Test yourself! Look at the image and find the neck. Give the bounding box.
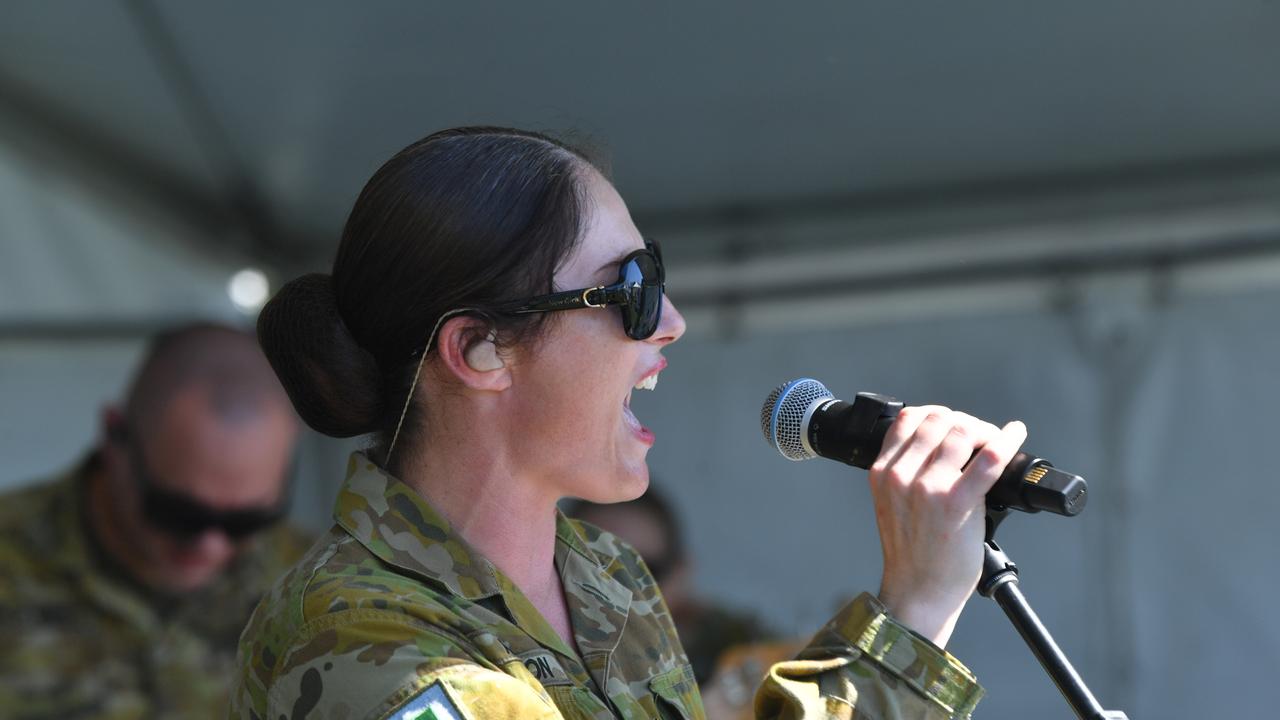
[397,412,570,640]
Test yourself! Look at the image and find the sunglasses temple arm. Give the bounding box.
[494,287,606,314]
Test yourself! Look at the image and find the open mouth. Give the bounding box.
[622,365,663,436]
[624,367,662,408]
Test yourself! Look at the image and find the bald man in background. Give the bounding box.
[0,323,312,719]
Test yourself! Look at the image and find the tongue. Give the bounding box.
[622,403,642,430]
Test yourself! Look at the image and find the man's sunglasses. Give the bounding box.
[493,238,665,340]
[112,425,288,541]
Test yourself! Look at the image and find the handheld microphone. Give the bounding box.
[760,378,1087,516]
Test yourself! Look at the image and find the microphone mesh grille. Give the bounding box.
[761,378,833,461]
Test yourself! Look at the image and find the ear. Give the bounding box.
[464,330,504,372]
[98,405,131,480]
[435,316,512,391]
[101,406,128,447]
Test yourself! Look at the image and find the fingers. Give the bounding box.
[949,411,1000,448]
[899,411,972,482]
[869,406,1027,645]
[873,407,1001,483]
[872,405,1020,509]
[872,405,947,474]
[927,411,1002,481]
[957,420,1028,503]
[929,423,980,473]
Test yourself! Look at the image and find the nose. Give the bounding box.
[649,293,687,346]
[190,526,236,559]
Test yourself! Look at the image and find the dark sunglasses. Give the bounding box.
[494,238,666,340]
[113,426,289,541]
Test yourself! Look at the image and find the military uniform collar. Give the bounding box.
[553,506,607,569]
[333,452,504,600]
[333,454,638,664]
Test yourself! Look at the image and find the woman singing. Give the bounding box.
[234,127,1026,720]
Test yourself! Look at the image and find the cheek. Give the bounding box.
[547,348,621,428]
[107,474,147,532]
[521,321,632,439]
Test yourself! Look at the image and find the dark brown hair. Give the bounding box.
[258,127,597,463]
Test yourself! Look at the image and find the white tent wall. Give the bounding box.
[0,128,226,484]
[5,118,1280,715]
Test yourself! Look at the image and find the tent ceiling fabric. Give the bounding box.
[2,2,1279,260]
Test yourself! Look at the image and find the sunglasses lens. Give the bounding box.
[142,490,211,539]
[619,251,663,339]
[142,485,280,540]
[220,511,283,539]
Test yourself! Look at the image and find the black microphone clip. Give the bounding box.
[806,393,902,469]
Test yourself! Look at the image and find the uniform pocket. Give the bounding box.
[545,684,613,720]
[649,664,705,720]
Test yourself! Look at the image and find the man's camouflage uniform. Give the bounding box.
[0,457,311,719]
[232,454,986,719]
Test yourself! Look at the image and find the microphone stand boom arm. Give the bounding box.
[981,511,1129,720]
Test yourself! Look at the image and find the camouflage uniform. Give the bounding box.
[232,454,985,720]
[0,457,311,720]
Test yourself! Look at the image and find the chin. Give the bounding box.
[611,462,651,503]
[152,548,236,593]
[567,461,649,505]
[158,565,225,594]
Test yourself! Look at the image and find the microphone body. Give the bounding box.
[762,379,1087,516]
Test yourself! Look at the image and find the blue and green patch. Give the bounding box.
[387,681,464,720]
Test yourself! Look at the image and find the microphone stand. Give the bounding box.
[978,510,1129,720]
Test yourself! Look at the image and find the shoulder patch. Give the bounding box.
[387,681,467,720]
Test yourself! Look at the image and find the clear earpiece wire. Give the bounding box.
[385,307,476,466]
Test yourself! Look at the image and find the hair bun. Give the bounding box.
[257,273,384,437]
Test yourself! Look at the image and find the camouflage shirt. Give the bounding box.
[232,454,984,720]
[0,456,312,720]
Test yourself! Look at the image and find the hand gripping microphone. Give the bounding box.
[761,378,1087,516]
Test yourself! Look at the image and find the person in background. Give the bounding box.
[0,322,312,719]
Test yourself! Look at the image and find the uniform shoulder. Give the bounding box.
[243,524,483,662]
[238,623,555,720]
[0,475,74,587]
[298,528,453,615]
[0,475,65,529]
[234,528,503,720]
[242,525,353,634]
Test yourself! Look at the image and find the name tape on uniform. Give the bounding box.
[516,649,573,687]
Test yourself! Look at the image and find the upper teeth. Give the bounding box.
[634,373,659,391]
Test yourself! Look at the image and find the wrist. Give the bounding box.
[877,587,967,647]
